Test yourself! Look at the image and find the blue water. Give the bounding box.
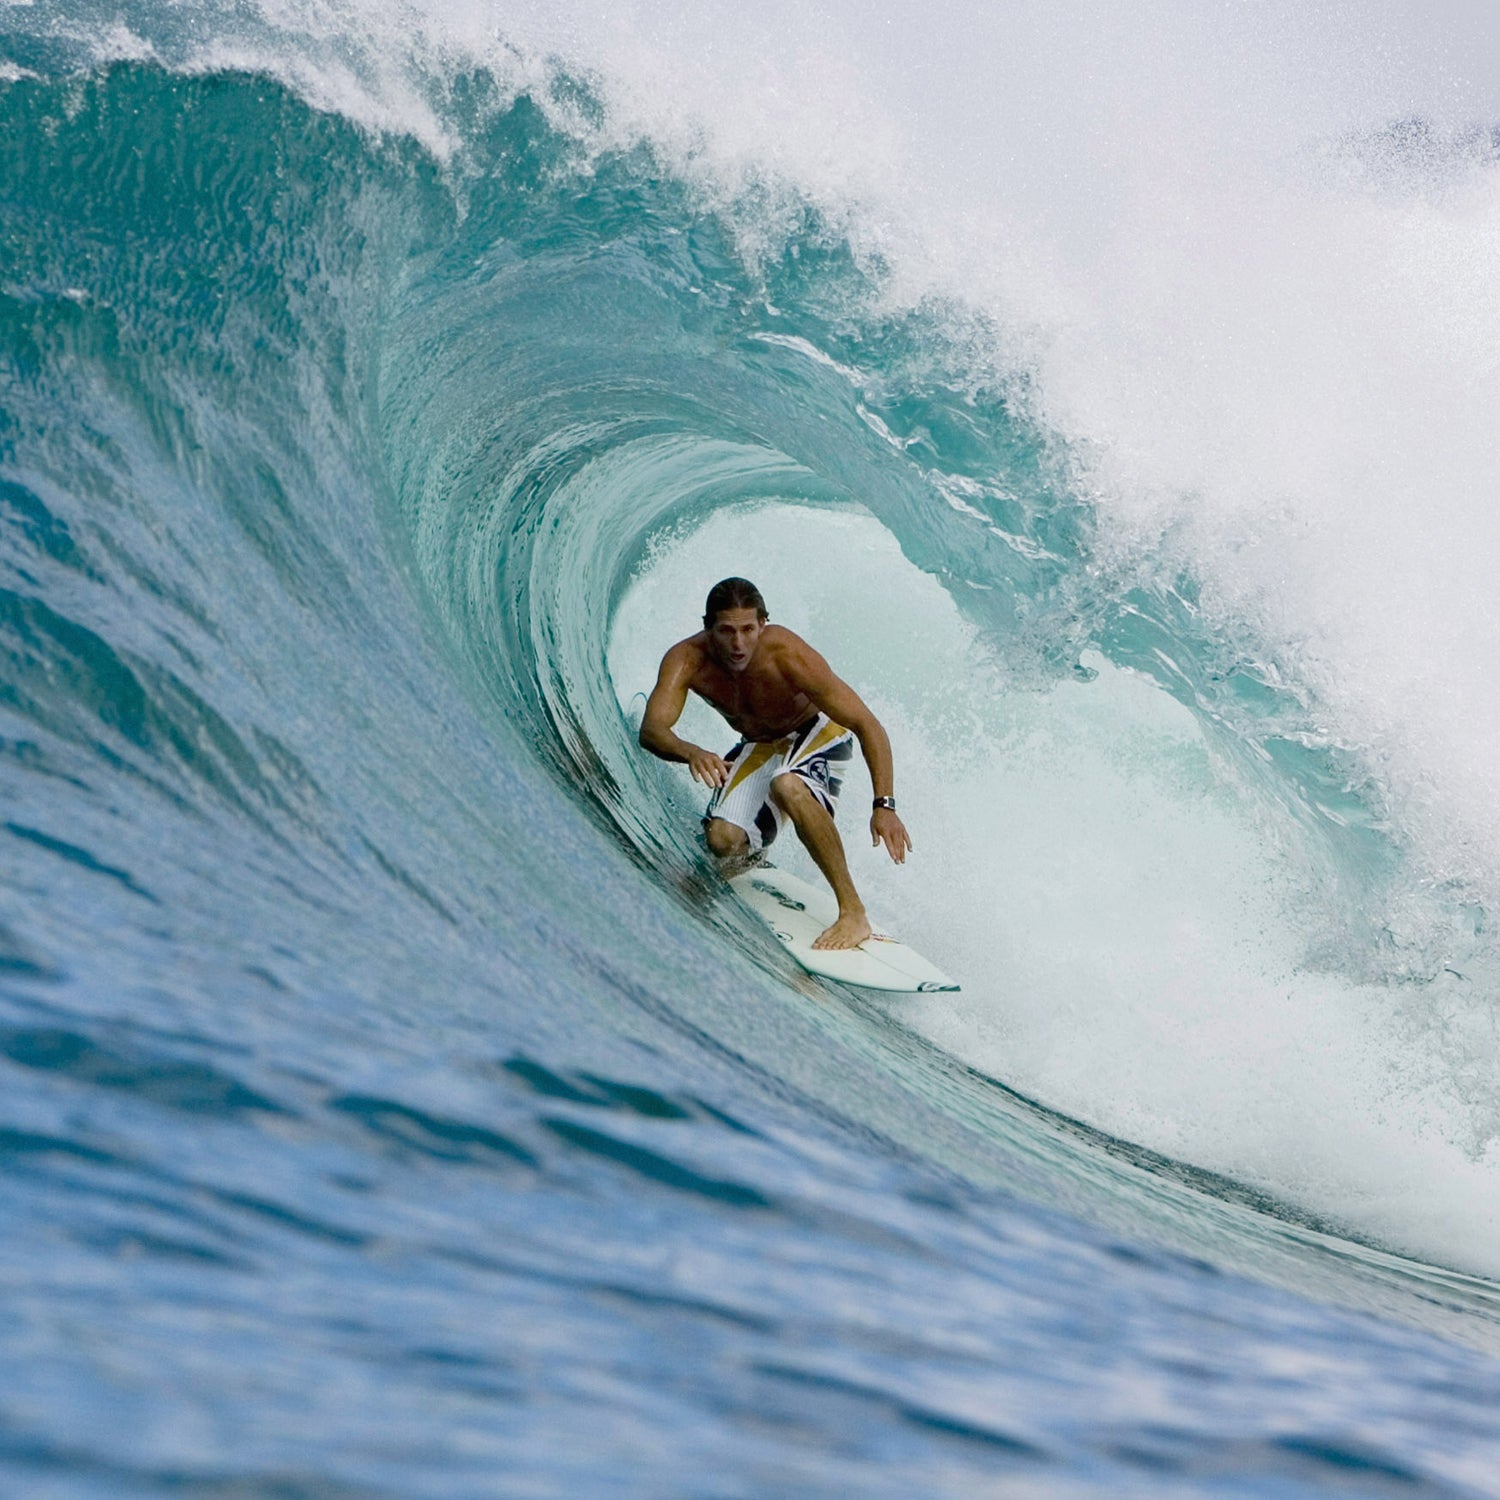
[8,9,1500,1495]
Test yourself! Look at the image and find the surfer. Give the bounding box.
[638,577,913,950]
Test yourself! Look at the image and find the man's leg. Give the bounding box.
[769,773,871,950]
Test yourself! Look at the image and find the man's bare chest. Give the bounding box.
[691,662,809,739]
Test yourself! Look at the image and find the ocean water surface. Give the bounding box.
[7,2,1500,1494]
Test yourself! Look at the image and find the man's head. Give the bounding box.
[703,577,768,673]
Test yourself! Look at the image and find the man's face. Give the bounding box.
[709,607,765,673]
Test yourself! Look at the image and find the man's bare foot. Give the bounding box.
[812,908,871,950]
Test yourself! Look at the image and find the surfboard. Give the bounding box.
[728,864,959,993]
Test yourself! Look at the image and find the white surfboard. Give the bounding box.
[728,864,959,993]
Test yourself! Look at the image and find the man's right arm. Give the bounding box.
[638,646,731,788]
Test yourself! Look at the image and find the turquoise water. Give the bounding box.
[7,7,1500,1494]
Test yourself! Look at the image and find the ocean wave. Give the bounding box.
[8,36,1500,1490]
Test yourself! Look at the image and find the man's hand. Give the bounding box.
[871,807,912,864]
[686,745,732,788]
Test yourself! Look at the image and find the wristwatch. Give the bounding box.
[872,796,897,811]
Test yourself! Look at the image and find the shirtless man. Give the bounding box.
[638,577,913,950]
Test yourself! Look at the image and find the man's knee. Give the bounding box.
[704,818,750,858]
[770,773,819,816]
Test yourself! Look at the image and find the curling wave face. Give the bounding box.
[8,21,1500,1494]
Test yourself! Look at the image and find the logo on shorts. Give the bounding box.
[802,760,830,789]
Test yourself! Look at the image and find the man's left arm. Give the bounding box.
[782,643,913,865]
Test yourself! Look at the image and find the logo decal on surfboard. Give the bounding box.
[750,878,806,913]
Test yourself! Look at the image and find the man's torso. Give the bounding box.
[684,626,814,741]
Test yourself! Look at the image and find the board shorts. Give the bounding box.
[704,712,856,853]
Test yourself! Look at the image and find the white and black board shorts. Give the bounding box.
[704,712,856,852]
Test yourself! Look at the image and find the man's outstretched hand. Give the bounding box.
[871,807,912,864]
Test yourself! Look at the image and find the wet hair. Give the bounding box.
[703,577,767,628]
